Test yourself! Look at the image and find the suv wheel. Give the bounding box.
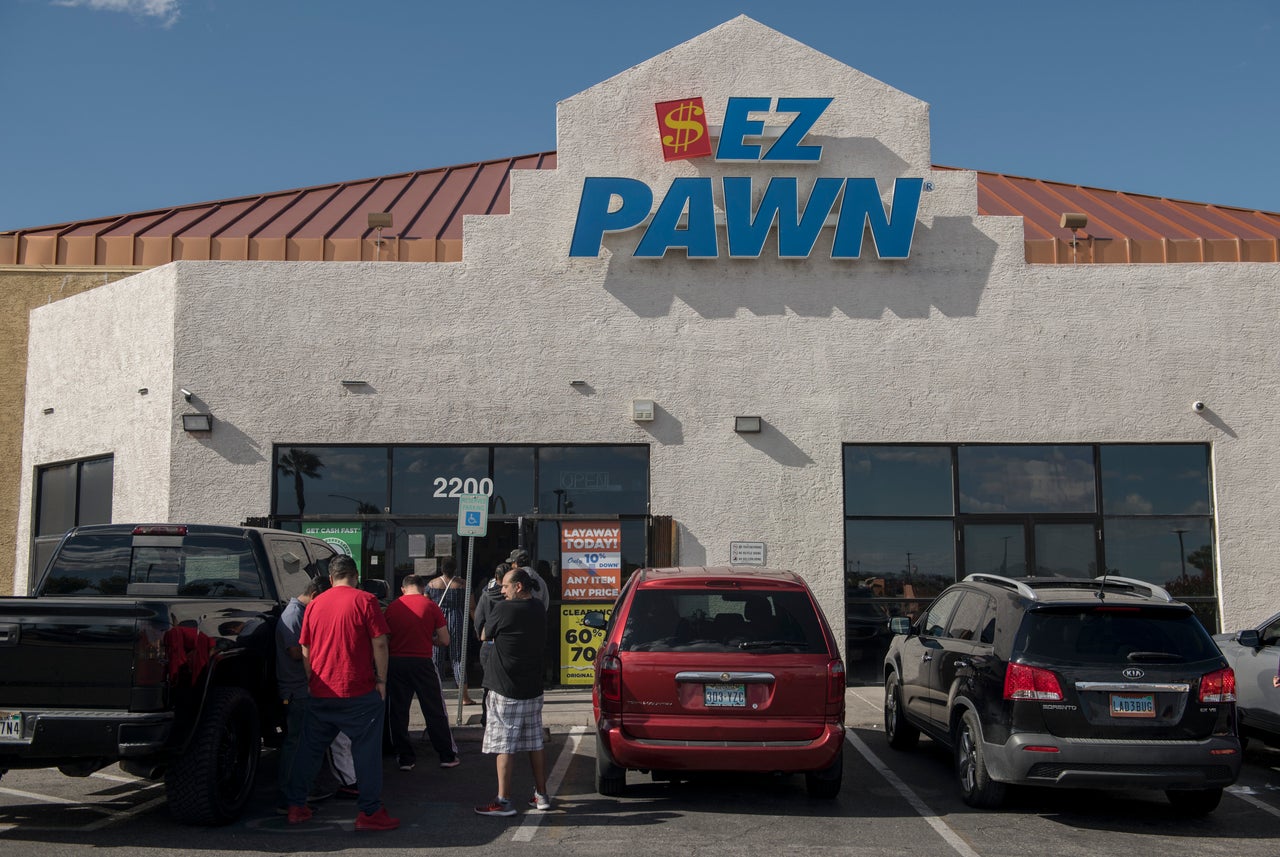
[954,710,1006,809]
[884,673,919,751]
[1165,788,1222,816]
[596,734,627,797]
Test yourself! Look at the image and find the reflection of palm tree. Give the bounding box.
[277,449,324,515]
[329,494,380,515]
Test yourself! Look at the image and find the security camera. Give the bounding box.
[1193,401,1205,412]
[180,388,192,402]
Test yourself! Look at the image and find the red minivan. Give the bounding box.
[582,566,846,798]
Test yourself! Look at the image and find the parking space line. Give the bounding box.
[78,795,168,831]
[0,786,83,805]
[511,726,588,842]
[846,731,982,857]
[1227,786,1280,819]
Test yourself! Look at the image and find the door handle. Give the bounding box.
[920,653,932,663]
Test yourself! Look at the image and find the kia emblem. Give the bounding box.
[1122,667,1145,680]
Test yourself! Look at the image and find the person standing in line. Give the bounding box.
[473,563,508,728]
[474,568,550,816]
[429,557,475,705]
[385,573,460,771]
[283,555,399,831]
[506,549,550,611]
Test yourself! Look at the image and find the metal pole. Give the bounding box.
[454,535,476,726]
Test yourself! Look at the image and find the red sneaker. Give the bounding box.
[286,805,313,824]
[355,806,400,831]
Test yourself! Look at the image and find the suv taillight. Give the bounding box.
[1199,667,1236,703]
[598,644,621,703]
[1003,662,1064,701]
[827,659,846,704]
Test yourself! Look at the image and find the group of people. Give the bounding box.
[273,547,551,830]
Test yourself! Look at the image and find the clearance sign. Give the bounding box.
[560,603,613,685]
[570,96,923,260]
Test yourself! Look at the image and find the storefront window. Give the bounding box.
[274,446,388,516]
[958,445,1095,514]
[537,446,648,515]
[1101,518,1215,597]
[1100,445,1211,515]
[392,446,491,514]
[492,446,535,514]
[844,446,952,516]
[844,519,955,601]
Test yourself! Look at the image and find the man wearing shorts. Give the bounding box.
[474,567,549,816]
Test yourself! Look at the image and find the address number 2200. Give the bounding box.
[432,477,494,498]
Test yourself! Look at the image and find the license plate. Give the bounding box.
[1110,693,1155,718]
[704,683,746,707]
[0,711,22,741]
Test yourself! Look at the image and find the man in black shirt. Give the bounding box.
[474,568,549,816]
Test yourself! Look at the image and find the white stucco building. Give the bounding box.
[17,18,1280,684]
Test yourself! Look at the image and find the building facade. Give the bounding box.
[15,18,1280,684]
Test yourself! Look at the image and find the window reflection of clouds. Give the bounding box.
[1100,446,1210,516]
[844,446,951,516]
[958,446,1094,513]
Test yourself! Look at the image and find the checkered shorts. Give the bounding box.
[482,692,544,754]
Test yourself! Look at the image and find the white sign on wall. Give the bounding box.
[730,541,767,566]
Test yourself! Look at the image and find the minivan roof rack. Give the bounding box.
[963,573,1038,600]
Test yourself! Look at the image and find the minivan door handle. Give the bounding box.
[920,653,932,663]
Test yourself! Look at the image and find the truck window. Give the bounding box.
[267,537,320,600]
[40,532,264,597]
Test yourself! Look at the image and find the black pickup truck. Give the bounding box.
[0,524,340,825]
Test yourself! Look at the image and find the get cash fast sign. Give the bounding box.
[570,96,923,260]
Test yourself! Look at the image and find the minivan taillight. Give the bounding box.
[1003,662,1064,701]
[1199,667,1237,703]
[827,659,846,704]
[598,644,621,703]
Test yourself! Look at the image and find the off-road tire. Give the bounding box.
[885,673,920,751]
[165,687,261,825]
[1166,787,1223,816]
[804,746,843,798]
[954,709,1006,809]
[596,734,626,797]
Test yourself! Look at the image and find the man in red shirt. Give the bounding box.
[385,573,460,771]
[283,555,399,831]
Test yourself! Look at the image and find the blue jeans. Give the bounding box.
[284,690,386,815]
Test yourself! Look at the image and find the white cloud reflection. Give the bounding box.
[53,0,181,27]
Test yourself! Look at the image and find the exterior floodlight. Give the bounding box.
[182,413,212,432]
[735,416,762,433]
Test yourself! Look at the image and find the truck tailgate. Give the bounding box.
[0,599,150,709]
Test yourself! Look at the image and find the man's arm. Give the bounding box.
[372,634,390,699]
[434,625,451,647]
[300,644,312,681]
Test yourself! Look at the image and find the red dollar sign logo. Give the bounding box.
[662,101,704,154]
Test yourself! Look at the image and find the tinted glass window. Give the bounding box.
[922,590,963,637]
[41,533,131,595]
[538,446,648,515]
[41,533,262,598]
[619,589,827,654]
[946,592,993,643]
[78,457,113,525]
[269,537,317,600]
[1015,606,1220,664]
[493,447,536,515]
[958,445,1095,514]
[392,446,491,514]
[845,446,953,516]
[274,447,388,516]
[1100,445,1211,515]
[1101,518,1214,597]
[36,463,77,537]
[845,519,955,600]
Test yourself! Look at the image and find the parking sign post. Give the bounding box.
[454,494,488,724]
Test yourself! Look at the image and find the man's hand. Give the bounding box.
[1272,675,1279,688]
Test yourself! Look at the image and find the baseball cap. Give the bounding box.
[506,548,531,565]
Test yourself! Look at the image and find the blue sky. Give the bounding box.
[2,0,1277,231]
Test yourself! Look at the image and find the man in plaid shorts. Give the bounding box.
[474,567,550,816]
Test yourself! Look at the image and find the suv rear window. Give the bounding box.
[1015,605,1220,664]
[619,589,827,654]
[41,533,264,598]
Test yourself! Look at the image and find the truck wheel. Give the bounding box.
[165,687,261,825]
[804,746,842,799]
[596,734,626,797]
[885,673,919,751]
[955,710,1006,809]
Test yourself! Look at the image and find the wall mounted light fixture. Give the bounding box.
[734,415,762,433]
[570,380,588,387]
[182,413,213,432]
[340,380,368,388]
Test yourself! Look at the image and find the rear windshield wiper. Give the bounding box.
[1126,651,1184,662]
[738,640,804,650]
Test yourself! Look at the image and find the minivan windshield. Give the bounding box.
[1014,605,1220,665]
[619,589,827,654]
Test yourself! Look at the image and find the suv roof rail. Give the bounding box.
[962,573,1038,600]
[1097,575,1176,603]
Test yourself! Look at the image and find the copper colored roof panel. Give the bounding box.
[1,152,1275,265]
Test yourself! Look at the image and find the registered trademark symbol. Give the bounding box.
[923,181,935,192]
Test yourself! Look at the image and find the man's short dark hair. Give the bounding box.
[329,555,358,581]
[401,574,424,590]
[302,577,325,598]
[442,557,458,575]
[507,567,540,593]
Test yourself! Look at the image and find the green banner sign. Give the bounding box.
[303,523,364,575]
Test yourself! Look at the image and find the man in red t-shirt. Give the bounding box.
[282,555,399,831]
[385,574,460,770]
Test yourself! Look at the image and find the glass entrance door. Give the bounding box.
[962,520,1098,579]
